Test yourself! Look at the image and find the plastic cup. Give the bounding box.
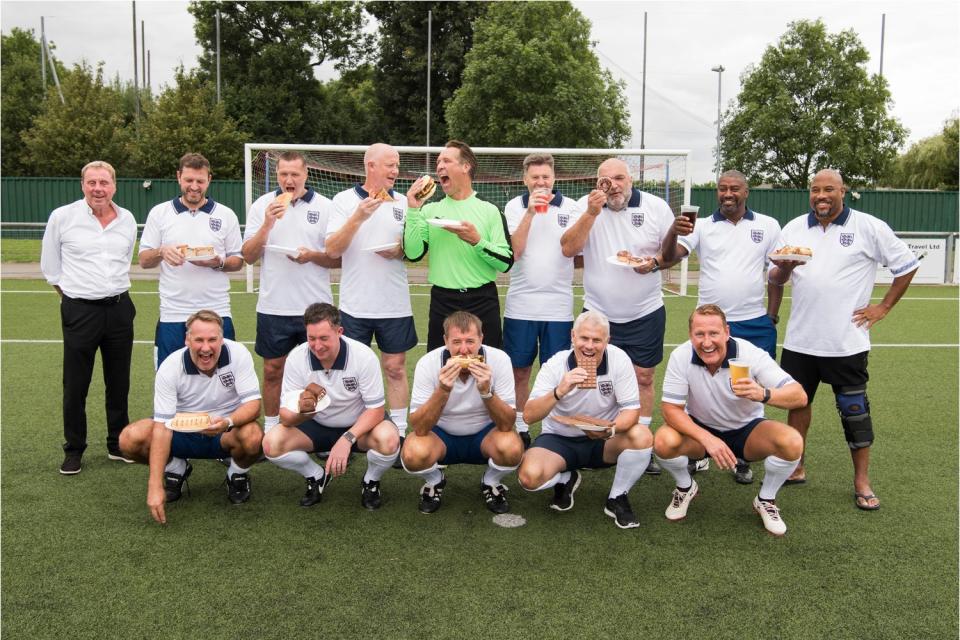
[680,204,699,226]
[728,360,750,382]
[533,189,550,214]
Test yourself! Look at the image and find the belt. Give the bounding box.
[67,292,129,306]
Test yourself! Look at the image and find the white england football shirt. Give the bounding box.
[244,188,334,316]
[529,345,641,438]
[139,198,242,322]
[503,191,582,321]
[409,345,516,436]
[153,339,261,423]
[281,337,385,429]
[781,208,919,356]
[328,186,412,318]
[677,209,783,322]
[576,188,675,323]
[662,337,794,432]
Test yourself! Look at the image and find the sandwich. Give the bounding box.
[450,353,484,370]
[616,250,646,267]
[774,245,814,257]
[414,175,437,202]
[169,412,211,431]
[178,245,216,259]
[373,188,394,202]
[275,191,293,218]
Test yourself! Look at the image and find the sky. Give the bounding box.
[2,0,958,183]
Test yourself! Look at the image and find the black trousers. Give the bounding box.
[60,293,136,455]
[427,281,503,351]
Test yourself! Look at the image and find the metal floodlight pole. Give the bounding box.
[216,9,222,103]
[132,1,140,123]
[148,50,151,89]
[879,13,886,78]
[425,10,433,172]
[40,26,65,104]
[711,64,724,183]
[141,20,146,92]
[40,16,47,88]
[640,11,647,150]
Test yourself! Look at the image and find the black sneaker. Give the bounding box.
[418,475,446,514]
[550,470,582,512]
[519,431,532,450]
[734,460,754,484]
[604,493,640,529]
[645,457,662,476]
[481,483,510,514]
[393,436,405,469]
[299,472,330,507]
[164,462,193,502]
[688,457,710,475]
[227,472,252,505]
[107,447,134,464]
[59,453,82,475]
[361,479,383,510]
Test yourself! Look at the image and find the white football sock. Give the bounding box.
[164,456,187,475]
[526,470,570,492]
[227,459,250,478]
[658,455,692,489]
[364,448,397,483]
[406,462,443,487]
[515,411,529,433]
[389,408,408,437]
[608,447,652,498]
[266,450,323,479]
[263,415,280,434]
[759,455,800,501]
[482,459,518,487]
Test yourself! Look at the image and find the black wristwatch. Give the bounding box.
[768,314,779,325]
[650,257,661,273]
[761,388,771,404]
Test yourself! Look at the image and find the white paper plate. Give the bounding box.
[166,415,212,433]
[183,253,219,263]
[572,423,614,433]
[265,244,301,258]
[363,242,401,252]
[426,218,463,229]
[769,253,812,263]
[606,254,646,268]
[281,389,331,416]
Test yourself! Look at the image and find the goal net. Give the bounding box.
[243,144,693,293]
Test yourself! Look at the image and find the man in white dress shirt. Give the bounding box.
[41,161,138,475]
[138,153,245,367]
[242,151,340,436]
[502,153,582,448]
[326,143,416,447]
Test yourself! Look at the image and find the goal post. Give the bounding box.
[243,144,693,294]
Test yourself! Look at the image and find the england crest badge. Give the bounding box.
[557,213,570,228]
[751,229,763,243]
[393,207,404,222]
[219,372,235,388]
[631,212,644,227]
[342,376,359,392]
[307,210,320,224]
[840,233,854,247]
[209,217,222,232]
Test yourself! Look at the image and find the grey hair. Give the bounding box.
[718,170,748,185]
[573,310,610,338]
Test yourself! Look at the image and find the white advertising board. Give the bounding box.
[875,237,948,284]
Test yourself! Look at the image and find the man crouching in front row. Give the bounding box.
[119,309,263,524]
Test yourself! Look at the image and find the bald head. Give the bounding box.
[598,158,633,212]
[809,169,846,220]
[812,168,844,187]
[363,142,400,192]
[598,158,630,180]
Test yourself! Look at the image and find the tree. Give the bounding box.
[127,69,250,179]
[445,1,629,148]
[364,2,488,145]
[187,1,372,141]
[885,116,959,190]
[719,19,906,188]
[1,28,68,175]
[21,62,132,177]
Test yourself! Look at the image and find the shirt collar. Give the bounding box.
[309,337,348,371]
[604,187,642,210]
[520,190,564,208]
[689,338,738,368]
[441,345,488,366]
[565,348,610,375]
[711,207,755,222]
[807,205,851,227]
[172,197,216,214]
[274,187,316,204]
[182,343,231,375]
[354,184,397,200]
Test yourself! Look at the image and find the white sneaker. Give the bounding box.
[665,479,699,521]
[753,496,787,536]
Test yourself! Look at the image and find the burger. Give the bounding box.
[414,175,437,202]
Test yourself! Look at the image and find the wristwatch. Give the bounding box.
[479,390,494,400]
[342,431,357,445]
[650,257,661,273]
[761,388,771,404]
[225,417,235,432]
[768,314,780,325]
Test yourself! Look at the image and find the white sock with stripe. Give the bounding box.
[482,460,518,487]
[526,470,571,492]
[405,462,443,487]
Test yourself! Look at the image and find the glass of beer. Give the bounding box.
[680,204,699,227]
[728,359,750,382]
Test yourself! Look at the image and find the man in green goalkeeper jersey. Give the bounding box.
[404,140,514,351]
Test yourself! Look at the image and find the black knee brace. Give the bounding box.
[835,386,873,449]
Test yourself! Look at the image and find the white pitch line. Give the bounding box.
[1,339,956,348]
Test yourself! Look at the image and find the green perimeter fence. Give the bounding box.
[1,177,957,233]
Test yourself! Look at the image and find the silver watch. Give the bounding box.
[342,431,357,445]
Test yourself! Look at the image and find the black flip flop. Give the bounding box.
[855,492,881,510]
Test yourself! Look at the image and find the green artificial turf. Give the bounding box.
[1,281,957,639]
